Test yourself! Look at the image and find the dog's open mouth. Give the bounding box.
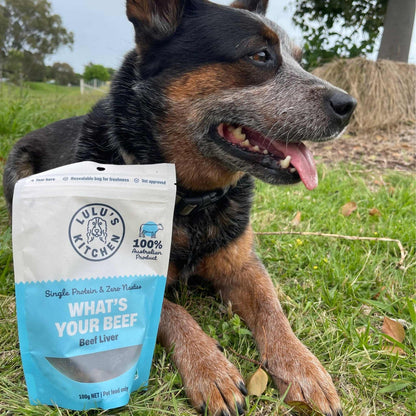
[217,123,318,190]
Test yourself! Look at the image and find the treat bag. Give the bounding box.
[12,162,176,410]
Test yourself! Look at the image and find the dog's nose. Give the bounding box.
[328,91,357,125]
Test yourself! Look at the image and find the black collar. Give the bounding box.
[175,185,231,216]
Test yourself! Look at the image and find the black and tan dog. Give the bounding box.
[3,1,356,415]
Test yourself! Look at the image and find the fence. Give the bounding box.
[80,79,108,94]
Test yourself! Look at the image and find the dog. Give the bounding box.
[3,0,356,414]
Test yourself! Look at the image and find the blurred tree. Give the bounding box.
[51,62,77,85]
[83,64,110,82]
[291,0,415,68]
[22,52,46,81]
[106,67,116,79]
[0,0,73,82]
[3,50,46,82]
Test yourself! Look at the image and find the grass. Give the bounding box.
[0,83,415,415]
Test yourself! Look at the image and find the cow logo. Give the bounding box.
[133,221,164,261]
[69,203,125,261]
[139,222,164,238]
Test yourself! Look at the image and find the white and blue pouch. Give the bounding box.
[12,162,176,410]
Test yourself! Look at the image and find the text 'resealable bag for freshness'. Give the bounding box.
[12,162,176,410]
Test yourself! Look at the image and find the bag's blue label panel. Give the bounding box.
[15,274,166,410]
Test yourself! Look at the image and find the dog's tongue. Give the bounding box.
[271,141,318,190]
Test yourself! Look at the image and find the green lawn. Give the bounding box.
[0,83,415,415]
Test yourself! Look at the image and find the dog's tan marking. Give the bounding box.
[166,64,248,100]
[167,62,275,100]
[163,65,247,190]
[157,299,246,415]
[172,225,189,248]
[198,225,254,278]
[126,0,183,49]
[167,262,179,286]
[160,119,244,191]
[261,24,280,46]
[230,0,269,12]
[162,61,279,191]
[197,226,342,414]
[230,1,250,10]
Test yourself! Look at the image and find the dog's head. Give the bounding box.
[86,217,107,244]
[125,0,356,191]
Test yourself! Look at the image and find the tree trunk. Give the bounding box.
[377,0,416,62]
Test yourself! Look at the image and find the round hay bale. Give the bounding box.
[312,57,416,133]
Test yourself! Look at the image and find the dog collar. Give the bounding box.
[175,186,231,216]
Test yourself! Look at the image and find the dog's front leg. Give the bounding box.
[158,298,247,415]
[197,227,342,416]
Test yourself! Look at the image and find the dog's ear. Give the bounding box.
[126,0,185,45]
[230,0,268,15]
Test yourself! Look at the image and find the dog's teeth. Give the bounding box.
[241,140,250,147]
[280,155,291,169]
[290,167,297,173]
[226,124,246,142]
[252,145,260,152]
[233,126,246,141]
[263,149,269,155]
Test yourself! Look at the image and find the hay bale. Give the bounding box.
[312,57,416,133]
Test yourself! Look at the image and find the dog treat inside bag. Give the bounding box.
[12,162,176,410]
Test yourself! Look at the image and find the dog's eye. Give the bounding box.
[249,50,272,64]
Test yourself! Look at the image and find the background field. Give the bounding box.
[0,83,415,415]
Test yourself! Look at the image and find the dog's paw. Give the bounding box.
[268,342,342,416]
[177,336,247,415]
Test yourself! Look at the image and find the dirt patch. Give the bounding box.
[310,126,415,173]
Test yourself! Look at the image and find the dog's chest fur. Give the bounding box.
[170,175,254,278]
